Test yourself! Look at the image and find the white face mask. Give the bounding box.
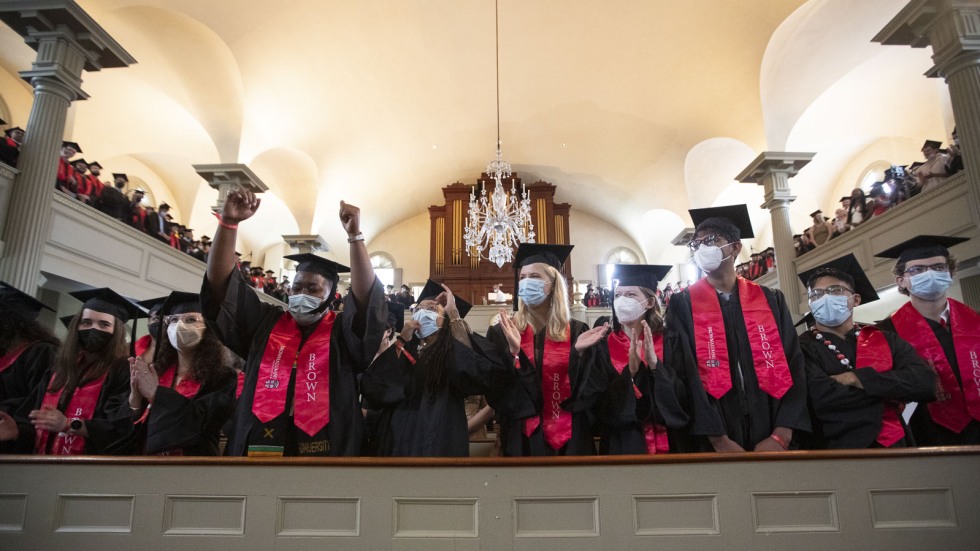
[694,244,732,274]
[167,322,205,351]
[412,309,440,339]
[288,294,327,326]
[614,296,650,323]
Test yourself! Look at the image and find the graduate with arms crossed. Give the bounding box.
[203,190,386,457]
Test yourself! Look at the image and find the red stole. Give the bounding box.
[520,324,573,450]
[690,278,793,399]
[34,372,108,455]
[56,157,74,183]
[134,335,153,358]
[607,329,668,454]
[855,326,905,447]
[0,342,29,375]
[86,175,104,198]
[3,137,16,148]
[253,311,335,436]
[891,300,980,432]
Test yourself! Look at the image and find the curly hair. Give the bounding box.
[514,264,571,342]
[0,310,60,356]
[50,314,127,393]
[155,323,232,388]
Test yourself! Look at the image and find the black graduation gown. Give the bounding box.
[95,186,129,223]
[136,369,238,455]
[0,341,57,413]
[9,359,132,454]
[799,328,936,449]
[361,332,498,457]
[664,284,811,451]
[202,268,386,456]
[0,138,18,167]
[878,316,980,446]
[582,330,689,454]
[486,319,598,456]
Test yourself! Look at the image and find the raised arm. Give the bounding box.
[206,190,261,304]
[340,200,373,311]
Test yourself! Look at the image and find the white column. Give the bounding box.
[736,152,815,316]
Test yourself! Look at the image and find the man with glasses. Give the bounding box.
[665,204,809,453]
[798,254,935,449]
[203,190,386,457]
[876,235,980,446]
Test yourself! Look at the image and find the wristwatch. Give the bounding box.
[69,418,83,432]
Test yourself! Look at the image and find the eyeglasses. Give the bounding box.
[163,314,204,325]
[807,285,854,301]
[903,263,949,276]
[688,235,727,251]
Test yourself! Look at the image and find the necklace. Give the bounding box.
[810,327,852,369]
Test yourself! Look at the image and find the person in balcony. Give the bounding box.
[70,158,92,205]
[831,207,849,238]
[83,161,105,205]
[665,205,809,453]
[916,139,950,194]
[361,281,498,456]
[846,187,871,228]
[129,189,148,232]
[126,292,238,456]
[203,190,386,457]
[55,141,81,198]
[96,174,131,223]
[876,235,980,446]
[0,288,136,454]
[486,243,597,456]
[576,264,689,455]
[0,126,24,167]
[146,203,171,244]
[945,128,963,176]
[797,254,935,449]
[806,210,833,247]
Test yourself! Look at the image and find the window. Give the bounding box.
[370,252,396,288]
[604,247,639,265]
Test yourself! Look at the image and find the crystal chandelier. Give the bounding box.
[463,0,535,268]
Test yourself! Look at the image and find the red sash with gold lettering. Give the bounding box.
[253,311,335,436]
[891,300,980,432]
[0,342,29,375]
[855,326,905,447]
[607,329,668,453]
[690,278,792,399]
[34,372,108,455]
[521,324,573,450]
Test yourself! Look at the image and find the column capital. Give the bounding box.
[735,151,816,184]
[873,0,980,78]
[194,163,269,213]
[282,234,330,254]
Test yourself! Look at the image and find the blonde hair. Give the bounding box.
[514,264,571,341]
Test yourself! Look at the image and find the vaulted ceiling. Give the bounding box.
[0,0,952,277]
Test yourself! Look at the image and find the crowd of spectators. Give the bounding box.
[795,132,965,257]
[239,261,290,302]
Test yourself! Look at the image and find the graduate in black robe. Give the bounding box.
[125,292,238,456]
[0,288,137,454]
[797,255,936,449]
[361,281,499,456]
[665,205,810,452]
[0,282,60,412]
[875,235,980,446]
[577,265,689,455]
[202,191,385,457]
[486,243,599,456]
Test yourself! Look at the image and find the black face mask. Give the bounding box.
[147,321,161,339]
[78,329,113,353]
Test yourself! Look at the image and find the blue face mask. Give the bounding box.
[288,294,327,326]
[908,270,952,301]
[810,294,852,328]
[518,278,549,307]
[413,309,440,339]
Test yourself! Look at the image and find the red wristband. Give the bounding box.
[212,211,239,230]
[769,433,789,450]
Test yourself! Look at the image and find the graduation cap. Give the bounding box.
[839,196,850,203]
[797,253,879,304]
[612,264,672,292]
[71,158,88,167]
[137,296,168,317]
[909,161,924,171]
[265,270,275,275]
[133,188,145,196]
[689,204,755,240]
[88,161,102,169]
[284,253,350,279]
[61,140,82,153]
[112,173,128,182]
[0,281,54,321]
[417,279,472,318]
[201,235,211,241]
[69,288,142,323]
[794,311,815,329]
[809,209,823,217]
[763,246,775,254]
[60,314,75,329]
[512,243,574,312]
[160,291,201,316]
[158,202,171,210]
[922,139,942,150]
[874,235,969,265]
[0,116,5,125]
[4,126,23,136]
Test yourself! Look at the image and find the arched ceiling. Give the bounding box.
[0,0,953,270]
